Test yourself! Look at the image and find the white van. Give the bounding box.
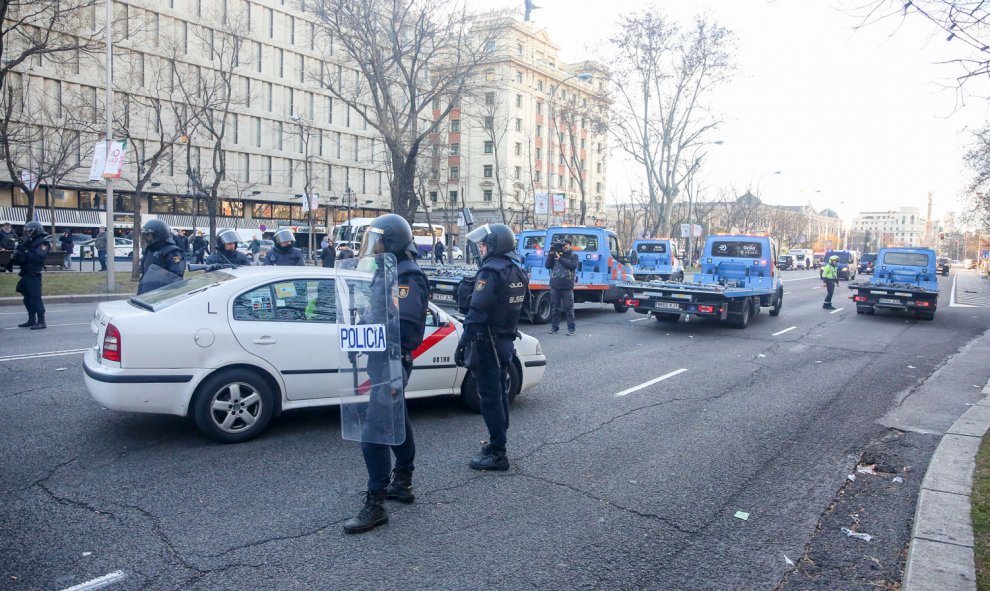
[789,248,815,270]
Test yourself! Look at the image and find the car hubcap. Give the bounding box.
[210,382,263,433]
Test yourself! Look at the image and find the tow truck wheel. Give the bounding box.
[769,289,783,316]
[613,300,629,313]
[915,310,935,321]
[531,291,552,324]
[730,298,752,329]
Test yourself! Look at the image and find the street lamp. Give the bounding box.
[546,71,591,227]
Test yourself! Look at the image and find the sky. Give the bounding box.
[467,0,990,223]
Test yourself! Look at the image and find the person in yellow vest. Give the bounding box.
[821,254,840,310]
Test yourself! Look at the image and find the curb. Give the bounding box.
[0,293,132,307]
[902,379,990,591]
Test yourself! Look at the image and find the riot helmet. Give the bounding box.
[216,228,240,252]
[357,214,414,259]
[466,223,515,261]
[273,228,295,253]
[22,221,46,241]
[140,219,173,249]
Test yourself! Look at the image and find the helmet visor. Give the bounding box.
[218,228,239,246]
[140,230,155,249]
[465,224,492,245]
[357,226,388,258]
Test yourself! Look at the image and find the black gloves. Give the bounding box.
[454,341,466,368]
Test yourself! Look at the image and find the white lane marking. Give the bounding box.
[0,348,88,362]
[950,275,976,308]
[0,309,67,315]
[781,276,821,282]
[772,326,797,336]
[629,317,651,322]
[830,307,844,314]
[783,291,792,295]
[4,322,89,330]
[60,571,126,591]
[614,368,688,397]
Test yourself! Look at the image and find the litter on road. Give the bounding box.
[734,511,750,521]
[892,476,904,484]
[840,527,873,542]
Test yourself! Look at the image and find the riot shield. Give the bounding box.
[138,264,184,294]
[335,253,406,445]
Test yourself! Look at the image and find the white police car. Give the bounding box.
[83,266,546,442]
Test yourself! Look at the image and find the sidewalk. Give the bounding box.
[0,293,131,307]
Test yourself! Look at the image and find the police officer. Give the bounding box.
[137,219,187,295]
[455,223,529,471]
[5,221,51,329]
[205,228,250,267]
[343,214,430,535]
[264,229,305,266]
[821,254,840,310]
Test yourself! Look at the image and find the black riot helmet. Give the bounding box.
[466,223,515,261]
[140,219,173,249]
[22,221,46,241]
[273,228,295,253]
[216,228,240,251]
[357,214,414,259]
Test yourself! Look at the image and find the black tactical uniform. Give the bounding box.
[264,229,305,266]
[138,220,187,295]
[6,221,51,329]
[343,214,430,535]
[205,228,250,266]
[456,223,529,471]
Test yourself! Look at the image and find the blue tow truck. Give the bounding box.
[629,239,685,282]
[422,226,635,324]
[619,234,784,329]
[848,247,939,320]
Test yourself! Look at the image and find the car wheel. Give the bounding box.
[193,369,275,443]
[613,299,629,313]
[769,288,783,316]
[530,291,552,324]
[460,359,522,413]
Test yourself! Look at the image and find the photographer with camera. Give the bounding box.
[545,238,578,335]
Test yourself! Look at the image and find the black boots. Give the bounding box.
[31,317,46,330]
[470,445,509,471]
[17,317,36,328]
[386,470,415,504]
[342,490,388,534]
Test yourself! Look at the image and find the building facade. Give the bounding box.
[852,207,926,249]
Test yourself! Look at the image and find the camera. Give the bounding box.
[550,240,565,254]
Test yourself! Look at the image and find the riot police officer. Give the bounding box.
[137,219,187,295]
[264,228,305,266]
[343,214,430,535]
[205,228,250,267]
[5,221,51,329]
[455,223,529,471]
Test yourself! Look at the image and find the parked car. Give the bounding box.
[449,245,463,260]
[858,253,877,274]
[83,266,547,442]
[937,257,951,276]
[776,254,795,270]
[75,237,134,259]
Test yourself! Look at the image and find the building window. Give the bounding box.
[596,182,602,193]
[450,166,459,179]
[484,116,493,130]
[449,191,458,205]
[535,171,542,183]
[537,80,543,91]
[514,166,521,180]
[484,141,493,154]
[536,102,542,115]
[483,190,493,202]
[265,156,272,184]
[515,118,522,132]
[485,92,495,105]
[451,119,460,132]
[514,142,522,156]
[449,143,459,156]
[535,148,541,161]
[516,94,522,108]
[536,124,542,136]
[485,68,495,81]
[483,165,493,178]
[516,71,523,83]
[430,191,438,203]
[432,98,440,110]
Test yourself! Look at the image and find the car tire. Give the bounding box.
[460,359,522,413]
[769,288,783,316]
[192,369,275,443]
[730,298,752,329]
[613,299,629,313]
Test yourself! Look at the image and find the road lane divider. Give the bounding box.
[830,307,844,314]
[614,368,688,397]
[772,326,797,336]
[59,571,126,591]
[0,348,88,362]
[781,276,822,282]
[4,322,89,330]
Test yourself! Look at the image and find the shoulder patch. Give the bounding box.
[398,285,409,299]
[173,254,182,264]
[475,279,486,292]
[39,242,50,251]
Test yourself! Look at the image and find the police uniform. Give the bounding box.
[460,253,529,468]
[206,249,250,266]
[264,247,305,266]
[821,258,839,309]
[7,232,51,328]
[138,241,187,294]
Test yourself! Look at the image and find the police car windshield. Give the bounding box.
[552,233,598,251]
[636,243,667,254]
[130,271,236,312]
[883,252,930,267]
[711,241,763,258]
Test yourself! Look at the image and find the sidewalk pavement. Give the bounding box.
[903,377,990,591]
[0,293,131,307]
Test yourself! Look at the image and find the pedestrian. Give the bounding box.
[321,235,330,250]
[264,229,305,266]
[0,222,17,250]
[137,220,187,295]
[172,229,189,258]
[320,239,336,268]
[94,226,109,271]
[5,221,51,329]
[545,238,578,335]
[342,214,430,535]
[433,239,446,264]
[248,235,262,265]
[455,223,529,471]
[337,243,355,260]
[58,230,74,269]
[205,228,250,267]
[821,254,840,310]
[191,231,208,264]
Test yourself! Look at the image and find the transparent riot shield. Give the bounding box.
[138,264,184,294]
[335,253,406,445]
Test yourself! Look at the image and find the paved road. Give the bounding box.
[2,270,990,590]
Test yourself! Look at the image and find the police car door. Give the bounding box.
[405,304,459,396]
[230,277,340,401]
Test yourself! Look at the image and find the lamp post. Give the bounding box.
[546,71,591,228]
[103,0,115,291]
[343,185,355,232]
[685,140,724,269]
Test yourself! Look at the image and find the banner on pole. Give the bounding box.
[535,192,549,216]
[88,143,107,181]
[20,169,39,192]
[551,193,566,213]
[680,223,703,238]
[89,140,127,180]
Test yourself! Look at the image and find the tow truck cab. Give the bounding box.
[516,229,547,271]
[629,239,684,282]
[850,247,939,320]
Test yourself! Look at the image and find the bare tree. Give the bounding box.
[286,114,327,261]
[473,93,511,223]
[553,94,607,225]
[963,125,990,232]
[608,10,732,238]
[307,0,509,221]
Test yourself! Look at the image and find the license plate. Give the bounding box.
[878,298,901,305]
[433,293,455,303]
[654,301,680,310]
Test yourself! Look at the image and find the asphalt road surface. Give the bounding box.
[2,269,990,591]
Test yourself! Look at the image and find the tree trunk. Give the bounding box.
[130,189,144,281]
